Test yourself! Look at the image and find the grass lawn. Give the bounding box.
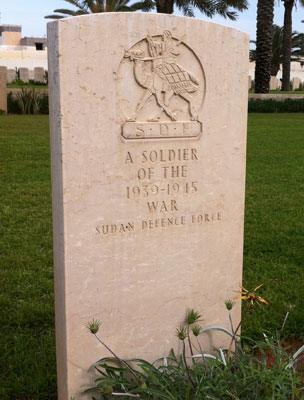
[249,90,304,95]
[269,90,304,95]
[0,114,303,399]
[0,116,56,399]
[7,83,48,89]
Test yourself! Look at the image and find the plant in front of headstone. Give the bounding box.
[7,89,49,115]
[15,88,43,115]
[85,299,304,399]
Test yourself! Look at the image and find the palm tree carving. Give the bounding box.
[124,32,200,122]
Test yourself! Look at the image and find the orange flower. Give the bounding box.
[240,284,269,306]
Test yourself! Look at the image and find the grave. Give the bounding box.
[34,67,45,83]
[48,13,249,399]
[19,67,29,82]
[0,66,7,113]
[7,69,17,83]
[270,76,279,90]
[248,75,252,90]
[292,77,301,91]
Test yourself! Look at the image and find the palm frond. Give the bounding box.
[52,8,85,15]
[130,0,155,11]
[63,0,89,12]
[45,14,66,19]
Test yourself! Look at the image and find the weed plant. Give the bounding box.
[7,89,49,114]
[86,300,304,400]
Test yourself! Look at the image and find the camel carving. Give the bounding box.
[124,31,200,122]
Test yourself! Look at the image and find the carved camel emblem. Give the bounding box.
[124,31,200,122]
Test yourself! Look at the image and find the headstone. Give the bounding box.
[248,75,252,90]
[48,13,249,399]
[34,67,45,83]
[19,67,29,83]
[29,69,34,81]
[270,76,279,90]
[292,77,301,91]
[7,69,17,83]
[0,66,7,113]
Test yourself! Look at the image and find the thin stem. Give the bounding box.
[281,311,289,333]
[93,334,139,382]
[187,326,194,357]
[228,312,235,335]
[196,337,206,364]
[228,320,242,358]
[182,339,195,387]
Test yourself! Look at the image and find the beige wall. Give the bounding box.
[0,46,48,70]
[249,61,304,82]
[1,31,21,46]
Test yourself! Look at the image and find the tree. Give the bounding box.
[45,0,154,19]
[250,25,304,77]
[281,0,304,91]
[155,0,248,20]
[46,0,248,20]
[254,0,275,93]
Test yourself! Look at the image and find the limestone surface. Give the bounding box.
[0,66,7,113]
[292,77,301,90]
[7,69,16,83]
[48,13,249,399]
[19,67,29,82]
[34,67,45,83]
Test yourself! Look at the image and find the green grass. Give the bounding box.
[7,83,48,89]
[0,114,303,399]
[0,116,56,400]
[243,114,304,338]
[249,90,304,95]
[269,90,304,94]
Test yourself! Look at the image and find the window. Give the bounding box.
[35,43,43,51]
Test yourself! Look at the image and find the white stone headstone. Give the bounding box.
[7,69,17,83]
[0,66,7,113]
[48,13,249,399]
[270,76,279,91]
[292,77,301,91]
[34,67,45,83]
[248,75,252,90]
[19,67,29,83]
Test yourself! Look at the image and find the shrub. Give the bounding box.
[8,79,47,87]
[85,301,304,400]
[249,98,304,113]
[7,89,49,115]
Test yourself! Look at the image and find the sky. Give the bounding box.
[0,0,303,40]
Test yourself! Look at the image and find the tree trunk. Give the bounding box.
[156,0,174,13]
[254,0,275,93]
[271,64,280,77]
[282,0,293,91]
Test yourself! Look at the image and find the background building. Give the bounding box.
[0,24,47,70]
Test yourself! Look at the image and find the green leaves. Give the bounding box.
[87,339,303,399]
[86,307,304,399]
[185,309,201,326]
[176,326,187,340]
[45,0,248,19]
[45,0,154,18]
[87,319,102,334]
